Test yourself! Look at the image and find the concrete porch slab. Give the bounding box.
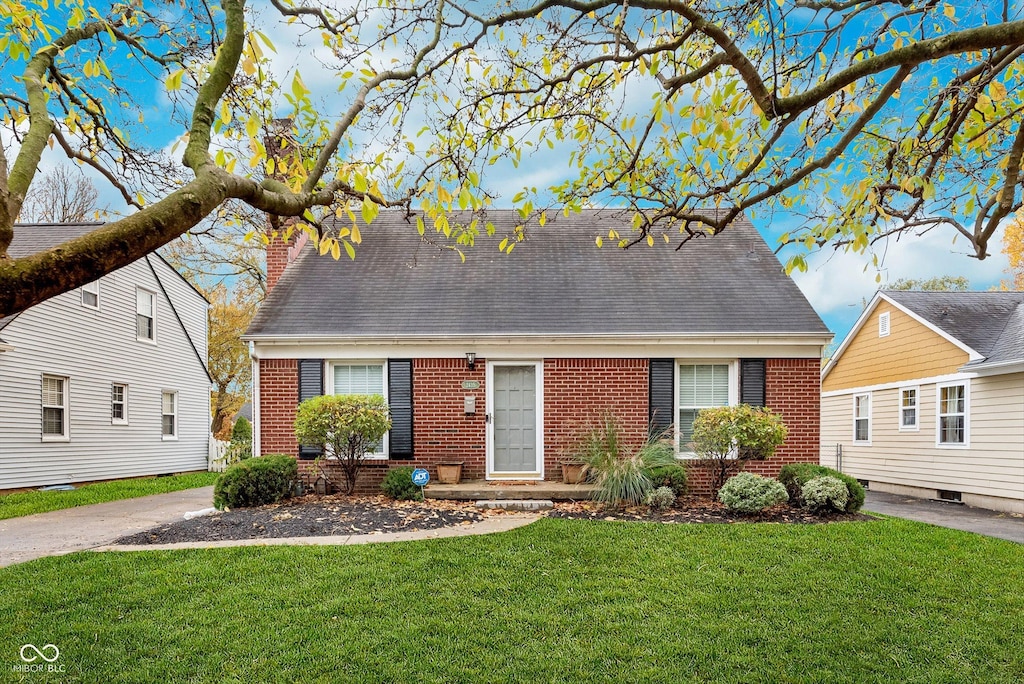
[425,480,594,501]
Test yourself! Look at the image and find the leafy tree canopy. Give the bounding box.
[3,0,1024,316]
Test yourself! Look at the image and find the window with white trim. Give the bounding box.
[161,391,177,439]
[42,375,69,440]
[937,382,967,446]
[112,383,128,425]
[677,363,731,450]
[899,387,918,431]
[853,393,871,443]
[878,311,890,337]
[136,288,155,341]
[82,280,99,309]
[329,362,387,456]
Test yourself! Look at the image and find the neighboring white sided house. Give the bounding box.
[820,290,1024,514]
[0,223,211,490]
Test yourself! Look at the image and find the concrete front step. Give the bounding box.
[425,480,594,501]
[476,499,554,511]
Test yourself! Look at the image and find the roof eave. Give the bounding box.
[244,331,833,345]
[959,358,1024,376]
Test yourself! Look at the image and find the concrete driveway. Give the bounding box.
[865,490,1024,544]
[0,486,214,567]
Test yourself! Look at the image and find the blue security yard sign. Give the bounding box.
[412,468,430,487]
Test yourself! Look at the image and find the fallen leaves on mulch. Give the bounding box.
[549,496,876,525]
[115,494,513,545]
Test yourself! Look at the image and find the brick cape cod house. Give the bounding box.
[244,209,832,493]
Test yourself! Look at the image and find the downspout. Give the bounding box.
[250,340,261,457]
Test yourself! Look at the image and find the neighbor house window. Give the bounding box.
[161,391,177,439]
[899,387,918,431]
[878,311,890,337]
[853,393,871,443]
[329,362,386,455]
[42,375,69,440]
[937,382,968,446]
[136,288,155,341]
[82,280,99,309]
[112,384,128,425]
[677,363,731,450]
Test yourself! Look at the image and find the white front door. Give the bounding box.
[487,361,543,479]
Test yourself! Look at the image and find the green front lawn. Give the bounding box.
[1,517,1022,683]
[0,472,218,520]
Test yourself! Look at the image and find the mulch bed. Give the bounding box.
[549,496,876,524]
[114,495,495,545]
[114,493,874,546]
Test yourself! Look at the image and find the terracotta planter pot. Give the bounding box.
[437,462,464,484]
[560,461,586,484]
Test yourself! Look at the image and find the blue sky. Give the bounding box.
[11,0,1014,348]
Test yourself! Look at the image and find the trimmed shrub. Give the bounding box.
[381,466,423,501]
[230,416,252,444]
[802,476,849,513]
[213,454,297,510]
[778,463,865,513]
[647,463,688,496]
[645,486,676,511]
[718,472,789,514]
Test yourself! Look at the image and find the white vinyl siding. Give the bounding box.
[161,391,177,439]
[82,280,99,309]
[677,363,733,451]
[853,393,871,444]
[111,383,128,424]
[937,382,968,447]
[136,288,155,341]
[899,387,918,431]
[41,375,69,440]
[328,362,386,457]
[821,373,1022,509]
[0,255,209,490]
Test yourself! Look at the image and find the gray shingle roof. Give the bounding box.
[248,209,828,338]
[883,290,1024,366]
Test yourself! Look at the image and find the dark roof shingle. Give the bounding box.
[248,209,828,338]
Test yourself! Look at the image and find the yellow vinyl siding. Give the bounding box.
[820,373,1024,504]
[822,301,969,392]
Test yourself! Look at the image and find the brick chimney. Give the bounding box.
[264,118,306,292]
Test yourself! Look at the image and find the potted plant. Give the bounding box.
[559,460,587,484]
[436,461,464,484]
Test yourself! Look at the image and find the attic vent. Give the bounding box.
[878,311,891,338]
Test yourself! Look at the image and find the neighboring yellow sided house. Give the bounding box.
[820,290,1024,514]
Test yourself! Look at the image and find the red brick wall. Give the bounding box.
[258,358,299,457]
[412,358,488,480]
[688,357,821,494]
[543,358,649,479]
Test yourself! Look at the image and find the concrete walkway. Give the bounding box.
[864,490,1024,544]
[0,486,216,567]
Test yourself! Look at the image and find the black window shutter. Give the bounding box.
[388,359,414,459]
[648,359,675,436]
[297,359,324,459]
[740,359,766,407]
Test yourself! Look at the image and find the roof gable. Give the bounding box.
[247,209,829,339]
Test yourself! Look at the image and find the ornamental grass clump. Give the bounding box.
[717,472,789,514]
[777,463,865,513]
[802,476,849,513]
[572,414,679,507]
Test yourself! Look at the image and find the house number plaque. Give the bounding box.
[461,380,481,390]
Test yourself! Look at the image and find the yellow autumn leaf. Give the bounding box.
[944,3,955,18]
[990,80,1008,102]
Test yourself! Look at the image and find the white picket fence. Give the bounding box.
[208,437,230,472]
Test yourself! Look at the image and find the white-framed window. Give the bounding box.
[878,311,890,337]
[161,391,177,439]
[327,361,387,457]
[676,362,736,453]
[136,288,156,341]
[899,387,919,431]
[41,375,69,440]
[937,382,969,447]
[853,393,871,444]
[81,280,100,309]
[111,383,128,425]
